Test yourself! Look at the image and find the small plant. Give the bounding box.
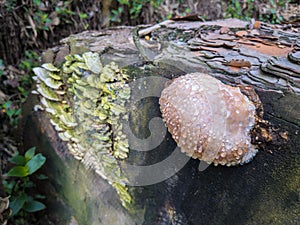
[4,0,17,11]
[2,147,47,218]
[19,50,39,99]
[1,101,22,126]
[19,50,39,74]
[55,1,89,29]
[225,0,243,19]
[33,11,52,31]
[111,0,165,22]
[55,1,76,17]
[0,51,38,127]
[225,0,288,24]
[111,6,124,23]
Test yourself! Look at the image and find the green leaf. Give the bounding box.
[5,109,14,118]
[2,101,11,109]
[23,200,46,212]
[25,147,36,161]
[37,174,48,180]
[14,108,22,116]
[25,181,35,188]
[26,153,46,175]
[9,155,26,165]
[2,180,15,194]
[33,0,41,6]
[6,166,28,177]
[34,194,46,199]
[119,0,129,5]
[10,194,27,215]
[79,13,88,19]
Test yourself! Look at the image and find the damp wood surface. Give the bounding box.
[23,18,299,225]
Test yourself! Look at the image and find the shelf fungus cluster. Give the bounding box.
[33,52,131,207]
[160,72,266,166]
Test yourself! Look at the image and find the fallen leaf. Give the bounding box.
[253,21,261,29]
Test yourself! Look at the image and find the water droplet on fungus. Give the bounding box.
[159,73,262,166]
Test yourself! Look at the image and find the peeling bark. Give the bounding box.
[23,19,299,225]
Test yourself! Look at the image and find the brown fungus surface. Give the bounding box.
[159,73,262,166]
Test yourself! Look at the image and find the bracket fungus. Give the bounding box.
[159,73,267,166]
[33,52,132,207]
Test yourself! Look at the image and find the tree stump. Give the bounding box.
[23,18,299,225]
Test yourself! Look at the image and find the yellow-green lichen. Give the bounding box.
[33,52,132,208]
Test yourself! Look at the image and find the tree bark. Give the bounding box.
[23,18,299,225]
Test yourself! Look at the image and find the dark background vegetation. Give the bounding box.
[0,0,299,224]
